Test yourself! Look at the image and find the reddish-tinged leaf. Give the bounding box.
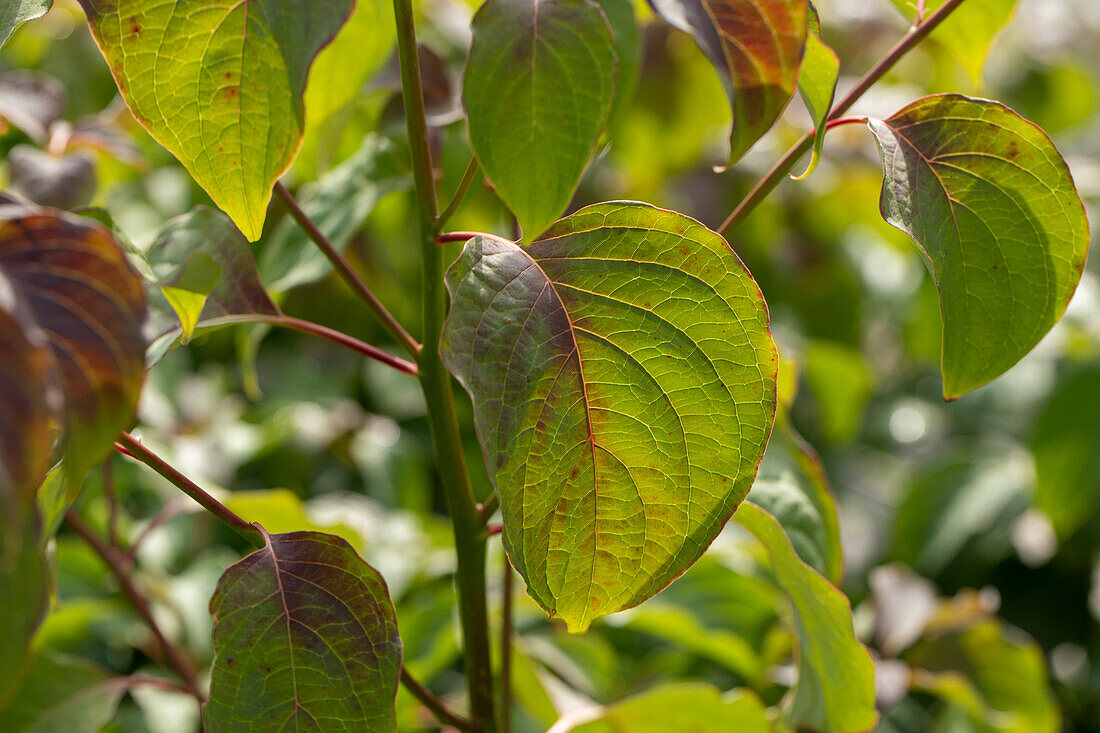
[205,530,402,732]
[649,0,809,165]
[0,206,146,485]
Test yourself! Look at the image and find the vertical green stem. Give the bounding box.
[391,0,498,729]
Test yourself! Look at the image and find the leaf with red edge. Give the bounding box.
[649,0,809,165]
[205,530,402,732]
[442,202,778,631]
[0,205,146,489]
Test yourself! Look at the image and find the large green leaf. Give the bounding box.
[0,1,50,49]
[868,94,1089,399]
[889,0,1017,85]
[78,0,355,241]
[0,651,128,733]
[558,683,768,732]
[463,0,618,240]
[648,0,808,166]
[442,202,778,631]
[1031,367,1100,539]
[792,4,838,180]
[0,507,49,704]
[0,206,146,484]
[205,530,402,732]
[735,502,876,732]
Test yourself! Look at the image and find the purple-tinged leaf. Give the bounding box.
[205,530,402,732]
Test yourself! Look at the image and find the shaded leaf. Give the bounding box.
[0,71,64,143]
[801,339,873,443]
[464,0,618,240]
[0,1,50,50]
[442,202,777,631]
[889,0,1017,85]
[7,147,97,211]
[259,134,408,295]
[0,206,146,483]
[648,0,808,165]
[1031,366,1100,539]
[595,0,639,123]
[735,502,876,732]
[0,651,128,733]
[792,4,838,180]
[145,207,280,363]
[868,94,1089,398]
[557,683,768,733]
[78,0,356,240]
[0,507,49,704]
[205,530,402,732]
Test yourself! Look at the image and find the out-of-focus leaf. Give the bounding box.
[145,207,280,362]
[0,2,51,50]
[464,0,618,240]
[1031,366,1100,539]
[749,412,843,582]
[0,71,64,143]
[868,94,1089,398]
[223,489,364,553]
[792,4,838,180]
[259,134,407,294]
[510,646,560,729]
[443,202,777,632]
[802,339,873,443]
[907,613,1059,733]
[78,0,356,240]
[595,0,639,123]
[34,464,71,541]
[0,507,49,704]
[736,502,876,732]
[205,530,402,732]
[557,683,768,733]
[0,206,146,483]
[889,0,1017,85]
[8,147,96,211]
[0,651,128,732]
[648,0,808,166]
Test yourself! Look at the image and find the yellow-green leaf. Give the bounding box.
[890,0,1017,85]
[792,3,838,180]
[78,0,356,241]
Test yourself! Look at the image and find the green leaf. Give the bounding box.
[34,464,71,541]
[792,4,838,180]
[442,202,777,631]
[801,339,873,443]
[205,530,402,732]
[594,0,639,123]
[648,0,809,166]
[868,94,1089,399]
[0,507,49,704]
[78,0,356,241]
[0,651,128,733]
[0,206,147,484]
[735,502,876,732]
[889,0,1017,85]
[749,411,843,582]
[0,1,50,50]
[464,0,618,240]
[559,683,769,733]
[908,615,1059,733]
[259,134,408,295]
[1031,367,1100,539]
[145,207,280,362]
[223,489,365,553]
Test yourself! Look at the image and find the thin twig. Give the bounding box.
[500,558,514,733]
[115,432,264,549]
[401,666,481,732]
[477,493,499,523]
[254,314,418,376]
[435,231,487,245]
[102,457,120,548]
[274,181,420,358]
[64,510,204,701]
[125,498,194,563]
[486,523,502,537]
[718,0,970,236]
[434,157,480,233]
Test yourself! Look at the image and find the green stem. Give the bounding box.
[500,557,514,733]
[434,156,480,234]
[392,0,499,728]
[274,181,421,358]
[115,432,264,549]
[718,0,970,236]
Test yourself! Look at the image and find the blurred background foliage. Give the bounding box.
[2,0,1099,730]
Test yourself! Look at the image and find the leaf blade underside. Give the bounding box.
[442,202,778,631]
